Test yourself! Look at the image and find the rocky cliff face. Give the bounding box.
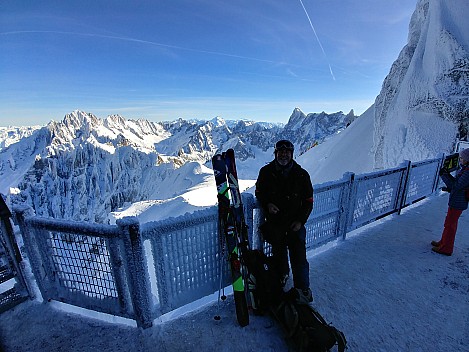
[373,0,469,168]
[284,108,355,156]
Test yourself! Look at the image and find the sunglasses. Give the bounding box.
[275,140,294,150]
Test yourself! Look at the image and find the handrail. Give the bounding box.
[9,154,446,328]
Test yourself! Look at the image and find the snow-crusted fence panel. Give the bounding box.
[141,207,229,317]
[405,157,443,205]
[347,165,407,232]
[11,155,450,326]
[13,208,147,324]
[305,174,353,250]
[249,173,353,252]
[242,193,256,246]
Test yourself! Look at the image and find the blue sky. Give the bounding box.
[0,0,416,126]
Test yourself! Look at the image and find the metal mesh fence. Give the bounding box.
[407,161,440,204]
[145,209,225,314]
[351,171,402,230]
[48,232,118,299]
[313,185,343,215]
[307,214,338,249]
[13,156,445,325]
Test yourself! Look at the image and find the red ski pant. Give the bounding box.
[438,207,463,254]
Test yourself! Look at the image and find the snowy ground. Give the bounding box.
[1,192,468,352]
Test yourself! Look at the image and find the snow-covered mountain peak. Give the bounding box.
[62,110,100,132]
[0,125,42,151]
[285,108,307,130]
[1,108,356,221]
[373,0,468,168]
[104,114,127,127]
[1,0,466,226]
[210,116,227,128]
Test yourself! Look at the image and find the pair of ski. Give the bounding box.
[212,149,250,327]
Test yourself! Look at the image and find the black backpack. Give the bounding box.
[245,249,347,352]
[272,300,347,352]
[245,249,283,315]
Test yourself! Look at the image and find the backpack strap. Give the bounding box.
[271,301,299,338]
[330,327,347,352]
[309,307,347,352]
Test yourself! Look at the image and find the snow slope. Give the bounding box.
[110,106,374,223]
[373,0,468,168]
[298,105,376,184]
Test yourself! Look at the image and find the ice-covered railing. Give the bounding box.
[0,198,31,313]
[12,155,444,328]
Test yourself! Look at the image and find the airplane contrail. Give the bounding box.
[298,0,336,80]
[1,30,292,67]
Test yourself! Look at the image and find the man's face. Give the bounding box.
[276,149,292,166]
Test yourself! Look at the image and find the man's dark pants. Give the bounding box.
[269,225,310,290]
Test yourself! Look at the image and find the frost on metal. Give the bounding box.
[11,156,445,327]
[141,206,224,315]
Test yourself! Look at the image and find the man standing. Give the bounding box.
[255,140,314,304]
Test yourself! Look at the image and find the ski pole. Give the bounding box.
[214,238,226,320]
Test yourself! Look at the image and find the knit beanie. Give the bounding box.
[460,148,469,162]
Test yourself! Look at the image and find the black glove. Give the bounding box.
[439,168,448,176]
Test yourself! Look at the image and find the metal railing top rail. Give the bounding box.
[313,173,352,191]
[24,216,120,238]
[354,163,407,181]
[411,157,442,168]
[141,206,218,236]
[455,140,469,152]
[7,153,449,327]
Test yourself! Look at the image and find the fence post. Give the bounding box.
[397,160,412,215]
[117,217,153,328]
[151,226,169,316]
[0,197,21,263]
[241,193,255,247]
[431,153,445,194]
[106,236,132,315]
[14,206,47,300]
[344,172,359,234]
[338,172,354,240]
[0,201,34,302]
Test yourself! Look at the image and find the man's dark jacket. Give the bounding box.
[255,160,314,229]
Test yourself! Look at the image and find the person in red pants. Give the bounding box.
[432,148,469,255]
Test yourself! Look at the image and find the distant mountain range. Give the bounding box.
[0,108,355,222]
[2,0,467,223]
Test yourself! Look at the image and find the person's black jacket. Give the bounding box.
[255,160,314,229]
